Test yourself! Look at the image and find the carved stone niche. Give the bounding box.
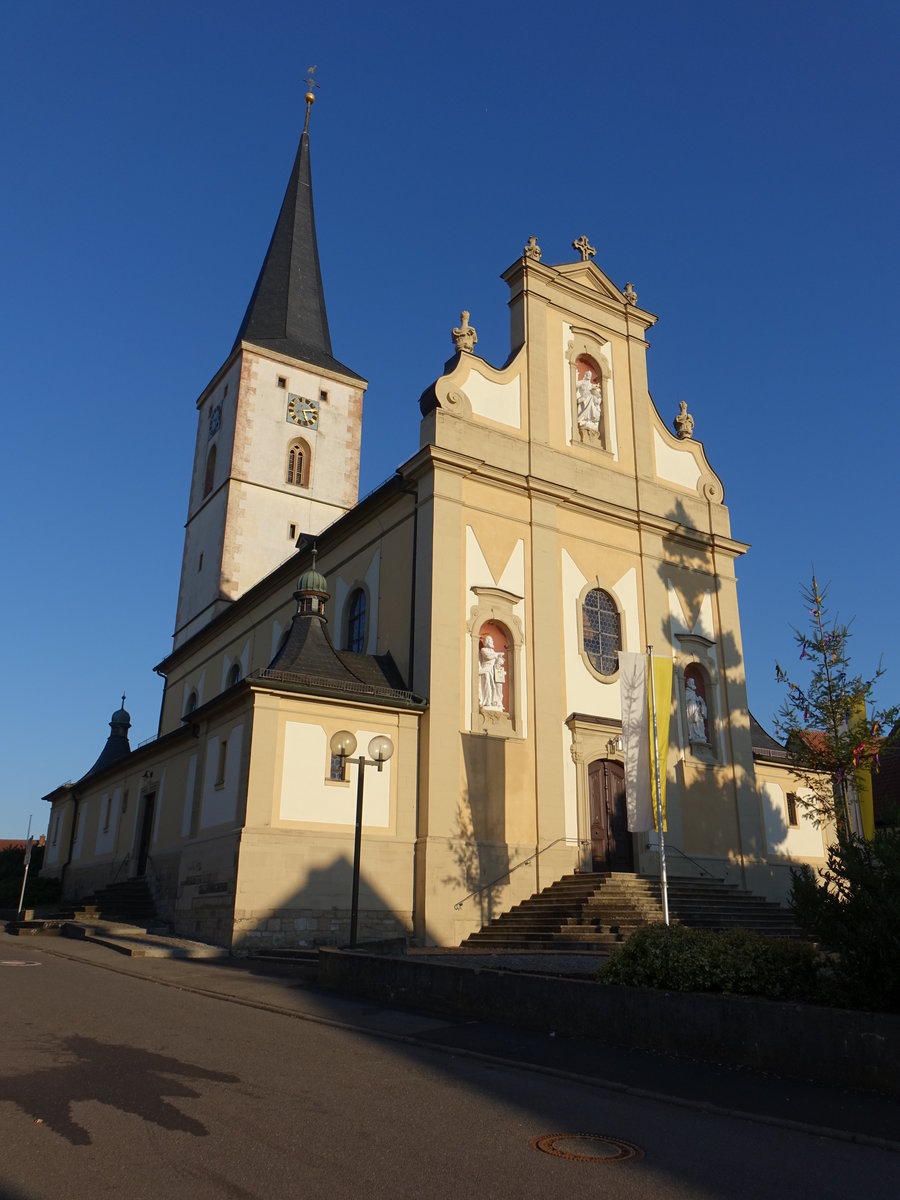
[566,329,613,454]
[675,633,720,764]
[467,587,525,738]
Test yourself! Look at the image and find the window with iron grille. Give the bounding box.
[582,588,621,676]
[329,753,346,782]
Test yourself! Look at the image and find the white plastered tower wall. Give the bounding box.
[173,344,365,649]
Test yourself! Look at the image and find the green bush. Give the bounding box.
[0,845,61,911]
[790,828,900,1013]
[598,923,820,1003]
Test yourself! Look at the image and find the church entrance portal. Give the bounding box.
[588,760,633,872]
[136,793,155,876]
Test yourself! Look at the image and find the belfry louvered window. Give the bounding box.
[286,439,310,487]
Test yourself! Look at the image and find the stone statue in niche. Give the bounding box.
[478,634,507,711]
[575,357,603,443]
[685,676,709,743]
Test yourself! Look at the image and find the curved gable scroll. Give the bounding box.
[419,345,525,433]
[650,417,724,504]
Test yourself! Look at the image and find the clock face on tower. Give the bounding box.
[286,394,319,429]
[208,403,222,439]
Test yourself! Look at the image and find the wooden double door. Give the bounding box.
[588,760,633,872]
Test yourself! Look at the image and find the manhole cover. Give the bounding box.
[531,1133,643,1164]
[0,960,41,967]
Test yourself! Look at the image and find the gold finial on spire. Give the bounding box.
[303,65,319,132]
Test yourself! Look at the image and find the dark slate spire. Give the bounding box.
[233,90,364,382]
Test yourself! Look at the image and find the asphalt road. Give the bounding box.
[1,932,898,1200]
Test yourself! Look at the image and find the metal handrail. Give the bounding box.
[453,836,575,910]
[110,853,131,885]
[645,840,718,879]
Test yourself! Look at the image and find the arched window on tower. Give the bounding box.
[581,589,622,676]
[345,588,367,653]
[203,445,217,498]
[286,438,311,488]
[226,662,242,688]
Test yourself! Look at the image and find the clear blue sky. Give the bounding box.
[2,1,897,836]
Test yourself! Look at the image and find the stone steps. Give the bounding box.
[77,878,157,922]
[463,872,803,950]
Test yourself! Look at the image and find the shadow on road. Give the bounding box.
[1,1034,240,1145]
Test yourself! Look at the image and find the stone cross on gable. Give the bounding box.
[572,235,596,262]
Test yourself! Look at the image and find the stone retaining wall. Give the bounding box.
[318,949,900,1096]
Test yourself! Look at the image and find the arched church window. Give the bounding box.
[345,588,367,653]
[684,664,710,744]
[203,445,216,497]
[286,439,311,488]
[185,691,198,717]
[226,662,242,688]
[582,589,621,676]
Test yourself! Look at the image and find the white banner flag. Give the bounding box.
[619,651,653,832]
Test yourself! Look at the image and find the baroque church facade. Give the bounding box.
[41,103,827,950]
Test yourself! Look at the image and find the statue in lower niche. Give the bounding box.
[685,677,709,742]
[478,635,507,711]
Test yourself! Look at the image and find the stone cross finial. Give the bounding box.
[452,311,478,353]
[524,236,542,262]
[674,400,694,440]
[624,281,637,305]
[572,235,596,262]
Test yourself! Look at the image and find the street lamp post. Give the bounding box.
[329,730,394,948]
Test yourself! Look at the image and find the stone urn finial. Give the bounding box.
[674,400,694,440]
[452,311,478,353]
[524,235,542,262]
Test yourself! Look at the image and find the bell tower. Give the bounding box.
[173,80,366,649]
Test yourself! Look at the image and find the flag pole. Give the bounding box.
[648,647,670,926]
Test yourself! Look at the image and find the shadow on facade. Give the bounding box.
[651,497,785,879]
[228,852,411,953]
[440,734,511,930]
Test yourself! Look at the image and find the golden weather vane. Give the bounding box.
[304,65,319,132]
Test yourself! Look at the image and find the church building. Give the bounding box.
[41,93,828,950]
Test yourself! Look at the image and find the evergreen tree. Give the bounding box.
[774,573,897,829]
